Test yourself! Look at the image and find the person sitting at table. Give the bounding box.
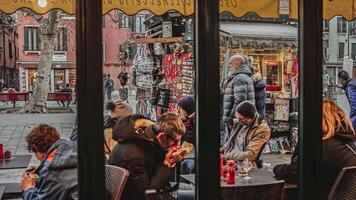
[273,101,356,199]
[109,113,190,200]
[20,124,78,200]
[176,95,196,174]
[220,101,270,168]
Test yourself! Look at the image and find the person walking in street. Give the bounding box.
[220,101,270,168]
[60,83,73,107]
[222,54,255,141]
[21,124,78,200]
[109,113,188,200]
[0,79,5,92]
[104,74,114,101]
[338,70,356,129]
[252,73,266,119]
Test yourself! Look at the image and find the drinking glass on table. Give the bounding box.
[242,158,253,180]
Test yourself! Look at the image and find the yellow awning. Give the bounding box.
[289,0,356,20]
[2,0,356,20]
[0,0,75,15]
[1,0,278,18]
[219,0,279,19]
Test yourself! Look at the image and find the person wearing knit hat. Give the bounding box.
[176,95,196,175]
[103,100,133,162]
[220,100,270,168]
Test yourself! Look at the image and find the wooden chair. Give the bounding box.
[105,165,129,200]
[221,180,285,200]
[328,166,356,200]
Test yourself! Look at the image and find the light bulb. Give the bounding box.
[37,0,48,8]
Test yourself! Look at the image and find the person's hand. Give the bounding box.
[20,172,36,191]
[220,147,227,154]
[164,147,185,168]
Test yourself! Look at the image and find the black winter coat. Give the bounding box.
[108,124,174,200]
[254,80,266,119]
[223,65,255,124]
[273,132,356,199]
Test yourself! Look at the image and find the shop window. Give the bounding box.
[55,27,68,51]
[54,69,65,90]
[323,20,329,32]
[27,69,37,91]
[24,26,40,51]
[352,43,356,60]
[351,21,356,35]
[8,42,13,58]
[339,42,345,59]
[134,15,146,33]
[119,13,130,28]
[337,17,347,33]
[68,69,76,88]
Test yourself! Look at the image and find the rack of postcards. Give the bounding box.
[263,92,298,154]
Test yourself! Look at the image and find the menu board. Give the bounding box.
[274,98,290,121]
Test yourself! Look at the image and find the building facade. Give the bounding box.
[323,17,356,82]
[17,11,137,92]
[0,14,19,90]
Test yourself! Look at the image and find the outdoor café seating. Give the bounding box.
[105,165,129,200]
[328,166,356,200]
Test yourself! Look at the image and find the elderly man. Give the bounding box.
[221,101,270,167]
[222,54,255,142]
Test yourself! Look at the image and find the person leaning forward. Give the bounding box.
[109,113,187,200]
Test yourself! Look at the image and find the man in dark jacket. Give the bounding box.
[223,54,255,141]
[104,74,115,100]
[109,113,187,200]
[21,124,78,200]
[176,95,196,174]
[338,70,356,129]
[252,73,266,119]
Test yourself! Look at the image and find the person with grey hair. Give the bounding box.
[222,54,255,142]
[251,73,266,119]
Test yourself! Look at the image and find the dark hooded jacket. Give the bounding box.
[109,115,175,200]
[254,79,266,119]
[23,139,78,200]
[223,65,255,124]
[273,132,356,199]
[343,79,356,118]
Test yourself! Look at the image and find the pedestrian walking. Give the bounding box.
[338,70,356,129]
[222,54,255,142]
[104,74,114,101]
[252,73,266,119]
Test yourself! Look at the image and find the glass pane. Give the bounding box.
[219,8,299,200]
[0,9,78,199]
[323,16,356,199]
[102,10,196,199]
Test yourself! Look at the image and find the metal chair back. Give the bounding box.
[328,166,356,200]
[105,165,129,200]
[221,180,285,200]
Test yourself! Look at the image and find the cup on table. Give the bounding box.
[4,150,11,159]
[0,144,3,160]
[237,163,247,177]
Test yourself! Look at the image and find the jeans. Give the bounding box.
[181,159,195,175]
[107,90,112,100]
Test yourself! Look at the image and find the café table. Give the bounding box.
[181,169,297,200]
[0,155,32,170]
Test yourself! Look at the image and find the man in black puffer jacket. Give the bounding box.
[223,55,255,139]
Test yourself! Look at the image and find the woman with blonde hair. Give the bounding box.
[273,101,356,199]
